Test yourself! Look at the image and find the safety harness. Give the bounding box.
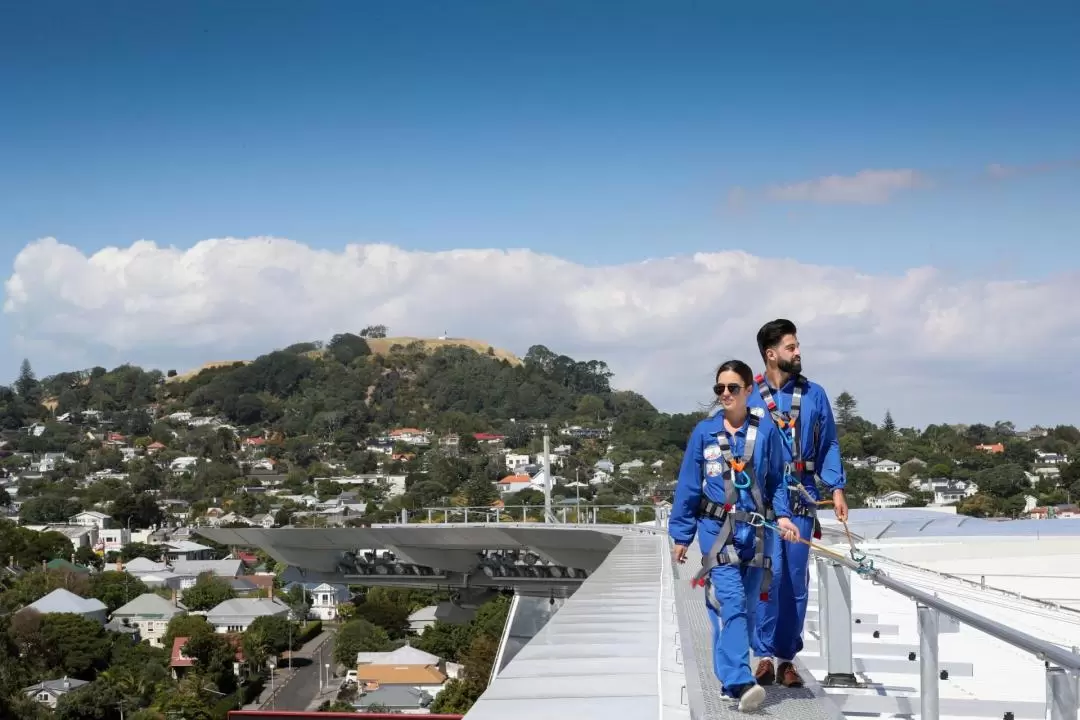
[692,408,774,607]
[754,374,824,534]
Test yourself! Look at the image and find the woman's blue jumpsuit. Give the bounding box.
[669,408,791,694]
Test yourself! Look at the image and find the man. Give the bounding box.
[748,318,847,688]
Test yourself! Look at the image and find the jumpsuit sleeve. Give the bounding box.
[669,425,703,546]
[766,427,793,519]
[815,389,846,491]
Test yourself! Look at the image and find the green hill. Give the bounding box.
[1,333,701,523]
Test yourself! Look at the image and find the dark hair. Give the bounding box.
[714,359,754,391]
[756,318,798,363]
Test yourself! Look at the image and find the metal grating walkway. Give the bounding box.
[670,538,843,719]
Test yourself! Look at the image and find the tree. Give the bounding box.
[110,492,166,530]
[834,391,857,428]
[15,359,40,402]
[463,475,498,508]
[414,621,470,662]
[353,600,410,639]
[181,574,236,611]
[88,571,150,613]
[883,410,896,434]
[163,615,214,654]
[333,618,392,666]
[359,325,389,338]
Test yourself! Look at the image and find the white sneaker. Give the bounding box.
[738,683,765,712]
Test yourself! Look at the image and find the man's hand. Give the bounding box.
[777,517,800,543]
[832,488,849,522]
[673,544,688,564]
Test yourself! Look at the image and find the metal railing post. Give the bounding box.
[816,557,829,660]
[918,602,940,720]
[822,559,859,687]
[1046,666,1079,720]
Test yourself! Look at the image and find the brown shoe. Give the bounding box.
[777,661,804,688]
[754,658,775,686]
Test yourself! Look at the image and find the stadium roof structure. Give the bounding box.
[200,507,1080,720]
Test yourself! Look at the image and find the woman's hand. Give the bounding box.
[777,517,801,543]
[673,544,688,564]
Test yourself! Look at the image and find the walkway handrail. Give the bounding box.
[862,548,1080,618]
[814,547,1080,672]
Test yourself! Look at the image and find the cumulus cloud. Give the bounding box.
[765,169,930,205]
[5,236,1080,426]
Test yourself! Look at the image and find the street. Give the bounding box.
[265,632,338,711]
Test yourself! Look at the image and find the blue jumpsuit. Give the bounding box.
[669,409,792,695]
[749,376,845,663]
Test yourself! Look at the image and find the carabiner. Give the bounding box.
[747,512,766,528]
[733,470,752,490]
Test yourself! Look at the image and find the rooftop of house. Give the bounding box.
[23,677,90,695]
[357,645,442,666]
[357,663,447,686]
[112,592,186,619]
[24,588,107,616]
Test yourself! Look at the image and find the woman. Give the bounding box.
[669,359,800,711]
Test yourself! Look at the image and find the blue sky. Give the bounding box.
[0,1,1078,424]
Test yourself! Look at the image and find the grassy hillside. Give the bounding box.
[164,335,522,384]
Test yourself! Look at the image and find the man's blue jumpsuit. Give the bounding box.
[749,376,845,664]
[669,408,793,695]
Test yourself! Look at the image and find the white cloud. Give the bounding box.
[765,169,929,205]
[5,236,1080,426]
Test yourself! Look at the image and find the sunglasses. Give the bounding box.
[713,383,745,396]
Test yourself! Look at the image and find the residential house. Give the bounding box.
[45,558,91,575]
[408,605,439,634]
[95,527,131,554]
[1028,503,1080,519]
[909,477,979,505]
[619,459,645,475]
[354,686,434,712]
[111,592,186,647]
[318,473,407,497]
[38,452,73,472]
[975,443,1005,454]
[504,453,530,471]
[866,491,911,509]
[286,581,350,621]
[594,459,615,474]
[163,541,216,562]
[21,588,108,624]
[1035,450,1069,466]
[206,597,290,634]
[33,524,98,550]
[228,574,276,597]
[171,636,246,678]
[23,677,90,708]
[873,459,901,475]
[408,603,474,634]
[355,645,449,695]
[169,456,199,474]
[497,473,544,494]
[474,432,505,445]
[170,559,244,589]
[69,510,112,530]
[388,428,431,445]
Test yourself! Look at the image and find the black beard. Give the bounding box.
[778,357,802,375]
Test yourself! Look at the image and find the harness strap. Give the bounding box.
[693,411,774,599]
[755,373,825,516]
